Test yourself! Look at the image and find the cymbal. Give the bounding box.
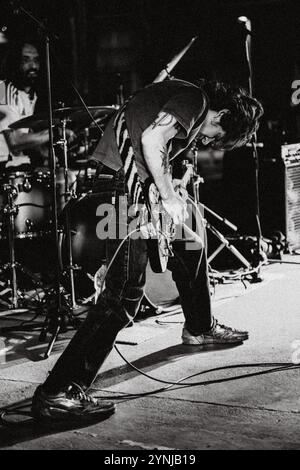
[9,106,117,131]
[67,106,116,131]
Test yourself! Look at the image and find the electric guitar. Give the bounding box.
[142,163,199,273]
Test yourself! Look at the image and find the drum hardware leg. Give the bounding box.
[7,189,18,309]
[0,185,46,314]
[59,116,79,311]
[0,259,46,314]
[137,293,162,319]
[207,223,251,269]
[40,289,82,358]
[39,113,81,355]
[64,263,82,309]
[64,207,78,311]
[39,298,54,343]
[0,185,20,310]
[44,321,61,359]
[14,262,43,287]
[43,302,82,358]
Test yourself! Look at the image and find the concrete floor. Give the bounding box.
[0,257,299,450]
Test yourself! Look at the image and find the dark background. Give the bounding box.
[1,0,300,236]
[1,0,299,114]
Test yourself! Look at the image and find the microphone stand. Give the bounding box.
[241,19,263,281]
[11,4,71,357]
[152,36,198,83]
[189,145,251,270]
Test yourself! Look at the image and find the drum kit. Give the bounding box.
[0,105,116,313]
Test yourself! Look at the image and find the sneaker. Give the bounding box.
[182,318,249,346]
[31,383,116,422]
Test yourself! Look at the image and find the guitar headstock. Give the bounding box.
[181,161,195,188]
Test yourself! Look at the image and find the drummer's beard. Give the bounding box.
[22,68,39,90]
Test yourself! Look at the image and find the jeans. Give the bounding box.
[43,166,212,394]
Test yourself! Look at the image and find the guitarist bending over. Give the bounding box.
[32,79,263,421]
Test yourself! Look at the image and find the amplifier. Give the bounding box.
[281,143,300,250]
[204,144,300,250]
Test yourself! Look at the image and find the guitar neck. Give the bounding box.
[180,164,194,188]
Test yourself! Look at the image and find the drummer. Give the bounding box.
[0,40,49,174]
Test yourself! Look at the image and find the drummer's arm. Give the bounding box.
[3,129,49,153]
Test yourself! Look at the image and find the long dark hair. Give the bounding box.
[6,38,42,91]
[198,79,264,150]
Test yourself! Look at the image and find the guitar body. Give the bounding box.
[146,181,175,273]
[142,164,194,274]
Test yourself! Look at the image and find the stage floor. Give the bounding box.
[0,256,299,450]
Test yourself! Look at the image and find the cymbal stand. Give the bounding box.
[58,116,79,310]
[39,121,82,356]
[3,184,18,309]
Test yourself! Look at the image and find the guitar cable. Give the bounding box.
[91,353,298,402]
[89,213,299,404]
[97,193,206,296]
[0,223,297,420]
[0,23,287,423]
[1,362,297,424]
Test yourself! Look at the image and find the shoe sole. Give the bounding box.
[31,403,116,423]
[182,336,248,346]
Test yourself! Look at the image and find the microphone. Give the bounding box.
[237,16,253,36]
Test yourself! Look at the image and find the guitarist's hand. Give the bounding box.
[162,194,189,226]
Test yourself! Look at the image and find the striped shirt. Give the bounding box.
[0,80,37,166]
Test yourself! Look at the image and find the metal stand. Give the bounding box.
[0,184,43,312]
[58,116,78,310]
[239,16,263,280]
[5,184,18,309]
[10,4,77,357]
[190,144,251,270]
[153,36,198,83]
[37,44,68,357]
[207,223,250,268]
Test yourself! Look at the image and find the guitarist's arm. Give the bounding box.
[141,112,188,225]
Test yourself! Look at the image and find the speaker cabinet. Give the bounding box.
[281,144,300,250]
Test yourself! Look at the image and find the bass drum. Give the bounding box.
[59,193,106,300]
[59,192,179,307]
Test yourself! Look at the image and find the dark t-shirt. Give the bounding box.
[92,79,209,181]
